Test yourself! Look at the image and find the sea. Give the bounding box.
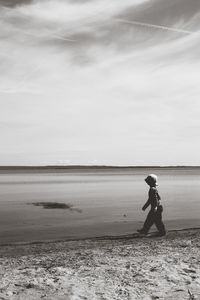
[0,167,200,244]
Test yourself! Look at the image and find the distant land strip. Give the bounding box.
[0,165,199,172]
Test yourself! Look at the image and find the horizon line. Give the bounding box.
[0,165,200,169]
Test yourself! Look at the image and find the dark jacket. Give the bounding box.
[142,187,161,211]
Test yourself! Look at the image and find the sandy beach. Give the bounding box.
[1,228,200,300]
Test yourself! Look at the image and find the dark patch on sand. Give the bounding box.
[30,202,82,213]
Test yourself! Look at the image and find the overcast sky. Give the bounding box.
[0,0,200,166]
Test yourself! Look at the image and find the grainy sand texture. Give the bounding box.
[0,229,200,300]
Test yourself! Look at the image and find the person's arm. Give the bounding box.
[142,199,150,211]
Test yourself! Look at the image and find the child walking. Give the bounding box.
[137,174,166,236]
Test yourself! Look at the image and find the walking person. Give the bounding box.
[137,174,166,236]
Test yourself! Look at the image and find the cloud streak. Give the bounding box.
[116,18,195,35]
[0,0,200,165]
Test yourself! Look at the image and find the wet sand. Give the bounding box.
[0,218,200,245]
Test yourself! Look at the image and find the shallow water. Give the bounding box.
[0,168,200,243]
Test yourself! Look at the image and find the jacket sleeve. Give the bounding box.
[142,199,150,210]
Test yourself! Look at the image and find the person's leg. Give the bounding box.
[139,210,155,234]
[154,206,166,235]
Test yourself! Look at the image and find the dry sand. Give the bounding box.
[0,229,200,300]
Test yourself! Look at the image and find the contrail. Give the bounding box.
[116,18,194,35]
[13,28,76,42]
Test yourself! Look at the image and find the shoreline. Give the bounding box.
[0,217,200,245]
[1,224,200,247]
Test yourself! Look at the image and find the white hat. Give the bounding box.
[145,174,158,185]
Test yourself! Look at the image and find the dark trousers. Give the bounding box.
[142,206,166,234]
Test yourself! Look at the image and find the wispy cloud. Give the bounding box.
[0,0,200,165]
